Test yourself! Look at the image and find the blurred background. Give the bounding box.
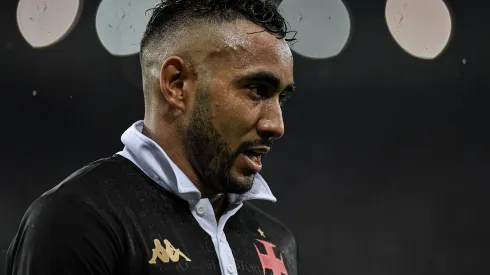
[1,0,489,274]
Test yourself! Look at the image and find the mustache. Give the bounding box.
[236,139,274,155]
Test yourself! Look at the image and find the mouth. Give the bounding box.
[241,147,269,173]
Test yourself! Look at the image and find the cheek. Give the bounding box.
[211,93,258,146]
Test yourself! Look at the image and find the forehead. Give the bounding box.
[203,20,294,87]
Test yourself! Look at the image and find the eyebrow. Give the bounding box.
[235,71,296,93]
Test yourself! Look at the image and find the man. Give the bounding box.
[6,0,298,274]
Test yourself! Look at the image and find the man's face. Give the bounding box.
[184,20,295,194]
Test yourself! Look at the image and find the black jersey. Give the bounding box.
[6,154,298,275]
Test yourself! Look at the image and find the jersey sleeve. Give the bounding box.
[6,192,123,275]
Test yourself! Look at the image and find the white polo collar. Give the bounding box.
[116,121,277,205]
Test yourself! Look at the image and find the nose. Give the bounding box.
[256,101,285,140]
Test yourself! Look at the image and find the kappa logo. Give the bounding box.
[148,239,192,264]
[254,239,288,275]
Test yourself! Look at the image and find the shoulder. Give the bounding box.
[7,180,124,274]
[6,156,134,270]
[18,154,133,235]
[18,187,110,234]
[44,154,141,197]
[16,154,144,242]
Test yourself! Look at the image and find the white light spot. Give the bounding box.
[385,0,452,59]
[17,0,83,48]
[462,58,467,64]
[32,90,37,96]
[95,0,160,56]
[280,0,351,59]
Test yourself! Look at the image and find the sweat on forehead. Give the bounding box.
[193,20,293,71]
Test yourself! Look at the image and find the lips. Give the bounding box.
[245,150,262,164]
[240,147,269,173]
[242,151,263,173]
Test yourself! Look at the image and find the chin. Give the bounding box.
[225,169,255,194]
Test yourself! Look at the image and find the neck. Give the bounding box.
[210,193,228,221]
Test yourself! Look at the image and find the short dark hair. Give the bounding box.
[140,0,297,55]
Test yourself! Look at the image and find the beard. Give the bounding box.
[183,89,256,195]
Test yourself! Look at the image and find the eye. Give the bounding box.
[248,85,269,99]
[247,85,291,106]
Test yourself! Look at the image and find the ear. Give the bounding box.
[159,56,192,112]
